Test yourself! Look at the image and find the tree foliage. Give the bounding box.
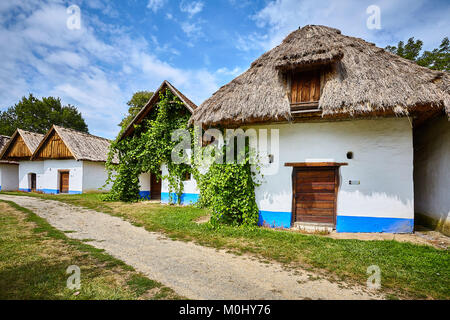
[386,37,449,71]
[118,91,153,133]
[0,94,88,136]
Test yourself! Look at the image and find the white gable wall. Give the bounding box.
[82,161,111,192]
[40,159,83,194]
[161,164,199,204]
[0,164,18,191]
[18,161,44,191]
[245,118,414,233]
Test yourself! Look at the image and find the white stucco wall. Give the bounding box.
[82,161,111,192]
[139,172,151,192]
[18,161,44,191]
[245,118,414,223]
[414,115,450,232]
[41,159,83,193]
[0,164,18,191]
[161,164,199,195]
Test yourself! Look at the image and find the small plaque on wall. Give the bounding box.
[349,180,360,185]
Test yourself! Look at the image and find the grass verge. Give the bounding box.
[0,198,181,300]
[3,191,449,299]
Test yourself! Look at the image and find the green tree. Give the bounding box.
[0,94,88,136]
[386,37,449,71]
[417,37,449,71]
[118,91,153,132]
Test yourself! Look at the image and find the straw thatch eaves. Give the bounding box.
[191,25,449,126]
[31,125,116,163]
[120,80,198,140]
[0,135,18,165]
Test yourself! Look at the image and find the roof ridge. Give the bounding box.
[53,125,111,142]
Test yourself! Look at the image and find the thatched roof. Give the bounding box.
[0,129,44,160]
[0,135,10,152]
[31,125,114,163]
[120,80,198,140]
[191,25,449,126]
[0,135,18,165]
[18,129,45,153]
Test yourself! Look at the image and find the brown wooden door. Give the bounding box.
[59,172,69,194]
[150,172,161,200]
[293,167,338,225]
[30,173,36,191]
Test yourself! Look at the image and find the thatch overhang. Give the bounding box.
[31,125,116,163]
[0,135,18,165]
[0,129,44,161]
[190,25,449,126]
[120,80,198,140]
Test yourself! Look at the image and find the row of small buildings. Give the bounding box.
[0,126,113,194]
[0,25,448,234]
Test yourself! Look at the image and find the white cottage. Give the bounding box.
[0,125,113,194]
[0,129,44,192]
[0,135,18,191]
[190,25,450,233]
[120,80,200,204]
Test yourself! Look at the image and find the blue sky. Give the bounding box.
[0,0,449,139]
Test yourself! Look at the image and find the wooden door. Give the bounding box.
[30,173,36,191]
[292,167,338,225]
[150,172,162,200]
[59,172,69,194]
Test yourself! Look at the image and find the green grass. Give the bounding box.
[0,198,181,300]
[3,191,450,299]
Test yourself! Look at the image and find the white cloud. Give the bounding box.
[216,67,243,77]
[181,21,203,39]
[180,1,204,17]
[147,0,167,13]
[0,1,220,138]
[240,0,450,52]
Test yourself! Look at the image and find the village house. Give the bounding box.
[0,125,113,194]
[120,80,200,204]
[0,135,19,191]
[0,129,44,192]
[190,25,449,233]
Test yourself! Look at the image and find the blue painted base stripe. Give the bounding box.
[336,216,414,233]
[19,188,82,194]
[258,211,291,228]
[139,191,151,200]
[161,192,199,205]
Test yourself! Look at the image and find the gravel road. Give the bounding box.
[0,195,383,300]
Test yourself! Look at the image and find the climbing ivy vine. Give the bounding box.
[104,89,191,203]
[105,88,261,228]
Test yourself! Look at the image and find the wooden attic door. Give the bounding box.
[289,69,322,114]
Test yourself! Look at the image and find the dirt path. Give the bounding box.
[0,195,383,300]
